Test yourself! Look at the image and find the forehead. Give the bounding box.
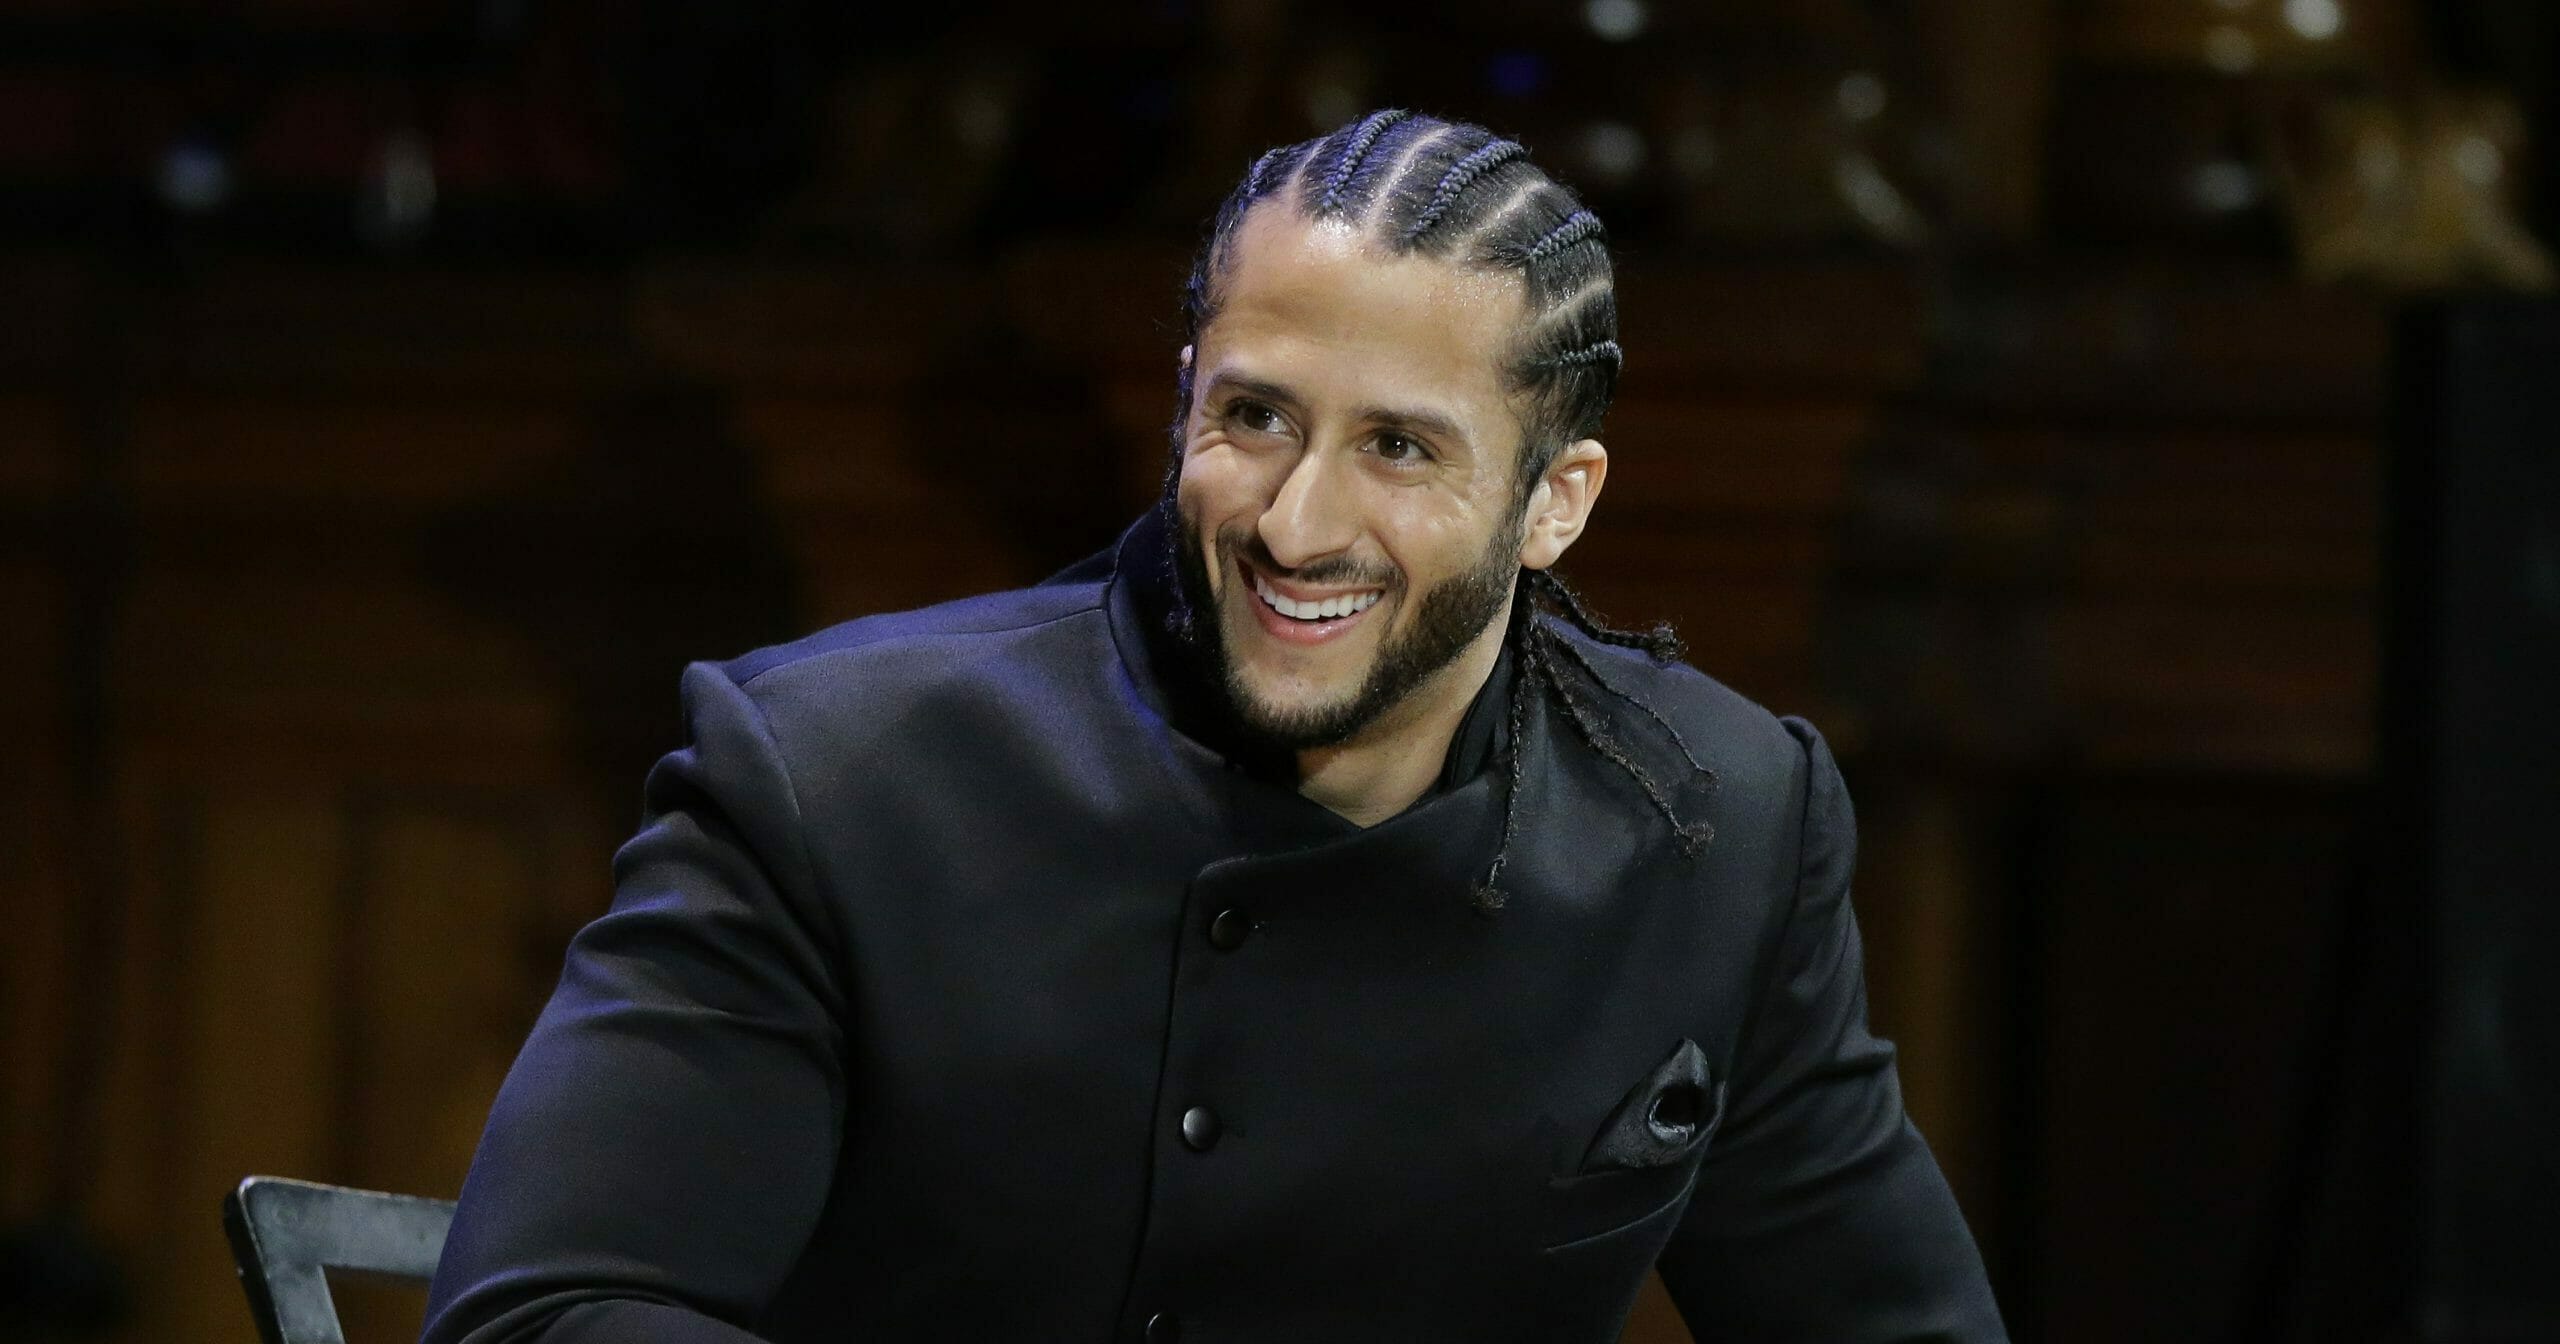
[1204,205,1529,420]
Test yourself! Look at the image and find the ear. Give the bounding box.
[1517,439,1607,571]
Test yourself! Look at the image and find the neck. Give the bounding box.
[1292,594,1514,827]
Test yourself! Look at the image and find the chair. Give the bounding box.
[222,1175,457,1344]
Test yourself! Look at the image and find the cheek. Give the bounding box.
[1174,447,1230,519]
[1178,440,1280,517]
[1174,453,1246,584]
[1380,497,1503,580]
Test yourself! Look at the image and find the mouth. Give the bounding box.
[1240,558,1385,646]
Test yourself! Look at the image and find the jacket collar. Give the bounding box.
[1072,505,1718,902]
[1079,504,1508,867]
[1090,503,1514,791]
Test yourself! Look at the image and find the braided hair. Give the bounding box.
[1171,110,1714,914]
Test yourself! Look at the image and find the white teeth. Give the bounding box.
[1253,573,1381,622]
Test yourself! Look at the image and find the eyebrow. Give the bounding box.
[1203,370,1473,449]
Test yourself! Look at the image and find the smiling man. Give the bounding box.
[423,110,2007,1344]
[1168,193,1605,829]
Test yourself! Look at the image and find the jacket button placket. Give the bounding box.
[1128,866,1258,1341]
[1184,896,1240,1156]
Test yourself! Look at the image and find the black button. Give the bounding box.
[1207,908,1251,950]
[1180,1105,1220,1151]
[1146,1311,1182,1343]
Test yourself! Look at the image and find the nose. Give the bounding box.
[1256,445,1359,571]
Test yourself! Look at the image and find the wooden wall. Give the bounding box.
[0,246,2386,1344]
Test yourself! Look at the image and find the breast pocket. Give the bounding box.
[1539,1038,1726,1252]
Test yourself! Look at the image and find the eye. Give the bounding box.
[1225,399,1289,437]
[1371,431,1432,464]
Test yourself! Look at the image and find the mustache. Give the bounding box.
[1213,523,1401,591]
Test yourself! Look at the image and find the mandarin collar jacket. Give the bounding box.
[421,509,2007,1344]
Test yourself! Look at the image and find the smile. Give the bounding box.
[1252,571,1383,623]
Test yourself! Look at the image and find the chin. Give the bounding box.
[1225,695,1373,752]
[1233,680,1361,739]
[1217,643,1377,750]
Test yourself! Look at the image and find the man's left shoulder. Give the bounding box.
[1551,623,1823,797]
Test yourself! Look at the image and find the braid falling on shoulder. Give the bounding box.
[1472,571,1716,915]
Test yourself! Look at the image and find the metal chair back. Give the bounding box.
[222,1175,456,1344]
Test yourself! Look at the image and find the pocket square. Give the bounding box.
[1579,1038,1723,1174]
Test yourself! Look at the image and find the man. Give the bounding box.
[422,110,2007,1344]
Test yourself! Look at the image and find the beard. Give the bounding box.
[1169,498,1521,752]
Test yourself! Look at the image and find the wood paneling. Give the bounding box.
[174,792,348,1339]
[126,400,587,508]
[0,393,72,502]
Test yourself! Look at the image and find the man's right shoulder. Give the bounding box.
[711,575,1113,702]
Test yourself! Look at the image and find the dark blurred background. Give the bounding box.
[2,1,2556,1341]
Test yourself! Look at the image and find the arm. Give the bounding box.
[422,662,849,1344]
[1655,717,2007,1342]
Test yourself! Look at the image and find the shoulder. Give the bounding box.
[1544,621,1835,840]
[1550,622,1821,774]
[708,576,1113,709]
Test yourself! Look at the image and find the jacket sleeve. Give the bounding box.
[1653,717,2007,1342]
[421,662,849,1344]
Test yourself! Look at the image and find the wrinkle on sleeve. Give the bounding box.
[421,661,850,1344]
[1654,716,2007,1343]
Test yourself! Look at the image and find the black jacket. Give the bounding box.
[421,511,2006,1343]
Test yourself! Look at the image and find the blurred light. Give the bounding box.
[156,135,231,214]
[2355,133,2400,190]
[2282,0,2343,40]
[1487,52,1547,99]
[356,129,437,248]
[1583,0,1646,42]
[1582,122,1648,184]
[1833,152,1928,245]
[2454,135,2504,187]
[1836,72,1888,124]
[2189,158,2263,213]
[1305,81,1358,130]
[1669,124,1719,179]
[2203,25,2258,74]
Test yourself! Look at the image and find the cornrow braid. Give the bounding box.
[1531,339,1623,371]
[1469,602,1539,916]
[1525,566,1682,664]
[1244,145,1291,195]
[1501,614,1707,879]
[1471,572,1716,912]
[1541,633,1717,800]
[1526,209,1606,263]
[1458,178,1550,258]
[1528,635,1640,800]
[1402,138,1529,244]
[1318,108,1413,215]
